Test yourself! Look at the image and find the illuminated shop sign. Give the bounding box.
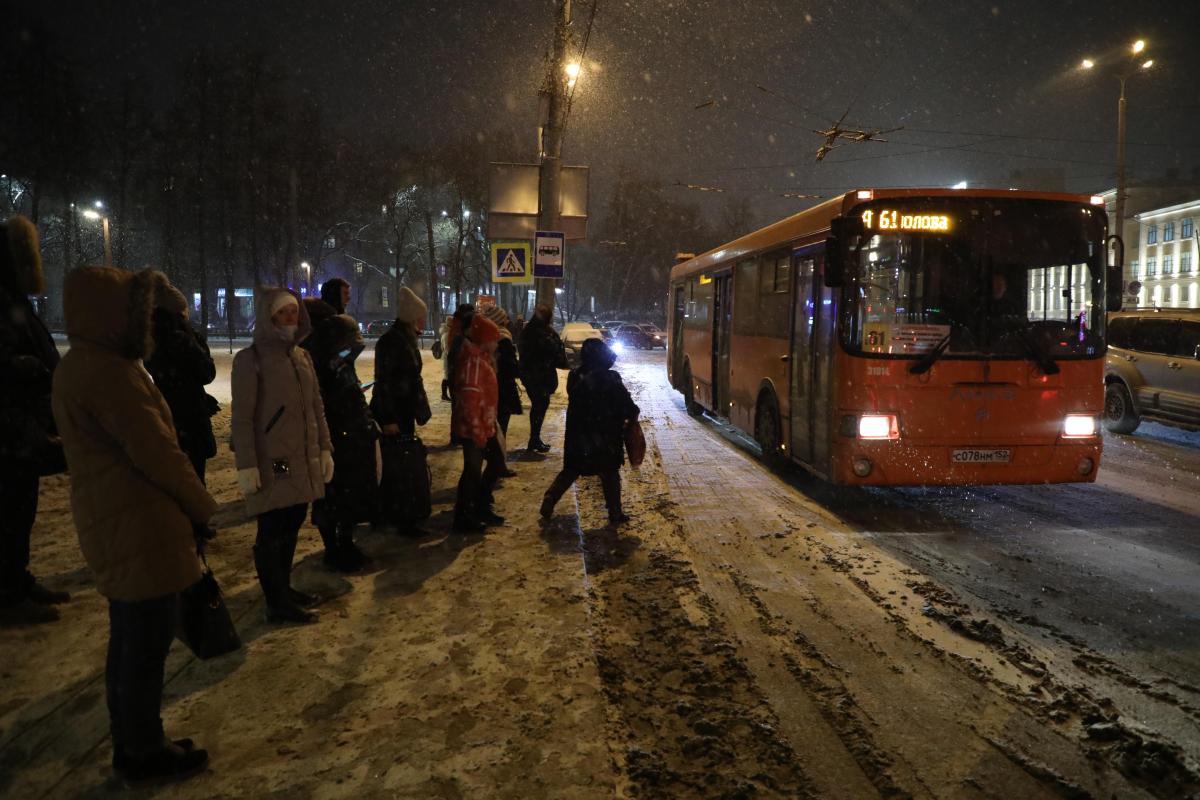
[861,209,951,232]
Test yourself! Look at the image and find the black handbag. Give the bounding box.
[378,433,432,523]
[178,553,241,660]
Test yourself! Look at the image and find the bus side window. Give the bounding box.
[758,250,791,338]
[733,258,758,335]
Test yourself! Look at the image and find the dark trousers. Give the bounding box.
[186,449,207,485]
[0,470,40,598]
[106,593,177,757]
[255,504,308,605]
[497,411,511,438]
[545,468,622,517]
[527,392,550,445]
[456,437,505,517]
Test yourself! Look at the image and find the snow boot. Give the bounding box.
[336,525,372,571]
[539,493,556,520]
[115,740,208,786]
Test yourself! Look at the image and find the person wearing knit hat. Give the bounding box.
[0,216,70,619]
[145,272,219,483]
[450,314,506,531]
[231,287,332,624]
[371,286,434,534]
[481,306,522,473]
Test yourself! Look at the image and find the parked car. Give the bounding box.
[365,319,394,337]
[638,323,667,349]
[611,323,657,351]
[1104,308,1200,434]
[561,321,604,367]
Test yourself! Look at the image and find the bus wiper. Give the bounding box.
[1014,326,1060,375]
[908,333,952,375]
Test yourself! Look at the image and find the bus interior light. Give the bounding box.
[858,414,899,440]
[1063,414,1096,438]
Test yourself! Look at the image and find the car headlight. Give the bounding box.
[858,414,899,440]
[612,341,625,353]
[1062,414,1096,438]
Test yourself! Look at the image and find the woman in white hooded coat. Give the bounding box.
[231,288,332,623]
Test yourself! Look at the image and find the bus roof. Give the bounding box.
[669,187,1102,283]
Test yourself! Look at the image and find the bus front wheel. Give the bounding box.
[1104,382,1140,434]
[755,393,786,466]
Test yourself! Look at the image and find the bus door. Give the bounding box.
[671,284,686,387]
[712,273,733,417]
[789,250,819,463]
[811,254,836,470]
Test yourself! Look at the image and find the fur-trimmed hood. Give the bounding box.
[1,215,45,295]
[64,267,161,359]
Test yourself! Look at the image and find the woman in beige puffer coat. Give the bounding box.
[52,266,214,782]
[231,288,332,624]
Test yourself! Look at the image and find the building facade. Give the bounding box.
[1130,199,1200,309]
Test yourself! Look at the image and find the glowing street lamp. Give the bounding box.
[565,62,581,90]
[81,204,112,267]
[1078,38,1156,250]
[300,261,311,293]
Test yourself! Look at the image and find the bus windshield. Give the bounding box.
[842,199,1107,362]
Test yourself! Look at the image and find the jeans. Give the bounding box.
[545,468,622,518]
[0,470,39,599]
[106,593,178,756]
[456,437,505,517]
[527,392,550,445]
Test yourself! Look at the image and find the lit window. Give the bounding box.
[380,286,389,308]
[1130,260,1140,278]
[1164,255,1174,275]
[1147,258,1157,276]
[1147,224,1158,244]
[1182,218,1194,238]
[1182,252,1193,273]
[1163,221,1175,242]
[1182,284,1190,304]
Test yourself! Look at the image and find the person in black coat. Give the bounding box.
[0,216,70,617]
[480,305,522,429]
[371,288,431,436]
[144,282,218,483]
[304,313,377,572]
[539,338,639,527]
[518,304,567,453]
[320,277,351,315]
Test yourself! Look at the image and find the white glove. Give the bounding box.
[375,440,383,486]
[236,467,261,496]
[320,450,335,484]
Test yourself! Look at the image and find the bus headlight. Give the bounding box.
[858,414,899,440]
[612,341,625,354]
[1062,414,1096,438]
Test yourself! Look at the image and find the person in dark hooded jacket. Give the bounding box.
[304,312,378,572]
[518,304,567,453]
[539,338,639,526]
[0,216,70,619]
[371,287,431,436]
[144,280,218,482]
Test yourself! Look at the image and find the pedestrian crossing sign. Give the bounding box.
[491,242,532,284]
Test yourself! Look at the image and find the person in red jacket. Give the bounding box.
[451,314,505,531]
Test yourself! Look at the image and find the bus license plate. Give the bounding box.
[952,448,1011,464]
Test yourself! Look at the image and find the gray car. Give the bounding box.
[1104,309,1200,434]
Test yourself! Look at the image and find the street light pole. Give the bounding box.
[535,0,571,316]
[101,216,112,268]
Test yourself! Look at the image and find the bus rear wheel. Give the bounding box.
[682,364,702,416]
[755,394,786,466]
[1104,382,1140,434]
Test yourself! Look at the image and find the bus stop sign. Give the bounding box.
[534,231,565,279]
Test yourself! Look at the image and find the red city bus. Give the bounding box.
[667,188,1123,486]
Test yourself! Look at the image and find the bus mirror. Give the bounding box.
[825,217,856,287]
[1106,234,1124,312]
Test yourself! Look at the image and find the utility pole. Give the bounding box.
[1114,76,1128,250]
[535,0,571,315]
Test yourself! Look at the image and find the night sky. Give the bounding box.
[27,0,1200,222]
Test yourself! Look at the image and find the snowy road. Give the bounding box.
[1,345,1198,798]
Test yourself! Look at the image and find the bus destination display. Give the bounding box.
[861,208,951,232]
